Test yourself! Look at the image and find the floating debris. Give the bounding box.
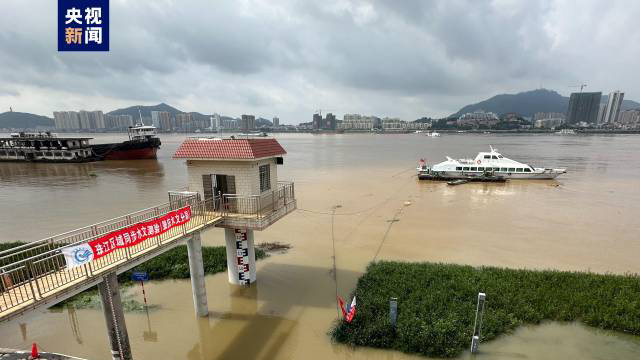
[256,242,292,254]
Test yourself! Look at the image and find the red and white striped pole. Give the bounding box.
[140,281,148,307]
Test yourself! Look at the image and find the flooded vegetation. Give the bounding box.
[332,261,640,357]
[256,242,292,254]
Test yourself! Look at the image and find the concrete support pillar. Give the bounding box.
[224,228,256,285]
[98,272,132,360]
[187,231,209,317]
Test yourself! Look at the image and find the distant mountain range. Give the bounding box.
[0,111,54,129]
[450,89,640,118]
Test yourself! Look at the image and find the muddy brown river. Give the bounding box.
[1,133,639,359]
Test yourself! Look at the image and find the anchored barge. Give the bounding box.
[0,132,96,162]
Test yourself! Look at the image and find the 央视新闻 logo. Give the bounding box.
[58,0,109,51]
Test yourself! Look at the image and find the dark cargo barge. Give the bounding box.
[91,126,161,160]
[0,125,161,163]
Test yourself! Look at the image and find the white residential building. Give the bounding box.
[603,91,624,124]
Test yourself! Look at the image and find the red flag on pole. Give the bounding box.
[337,296,356,323]
[337,296,347,318]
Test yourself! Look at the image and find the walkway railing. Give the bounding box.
[0,181,296,320]
[0,197,220,317]
[220,181,295,217]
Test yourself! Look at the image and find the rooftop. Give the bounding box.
[173,137,287,160]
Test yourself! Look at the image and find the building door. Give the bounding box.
[202,174,236,211]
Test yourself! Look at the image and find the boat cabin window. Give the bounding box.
[508,168,515,172]
[463,167,469,171]
[8,151,16,156]
[45,151,53,156]
[498,155,503,158]
[456,167,462,171]
[491,155,498,159]
[470,167,477,171]
[516,168,523,172]
[484,155,490,159]
[524,168,532,173]
[500,167,507,172]
[478,167,484,171]
[0,150,6,156]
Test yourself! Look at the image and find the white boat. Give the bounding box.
[425,131,440,137]
[555,129,576,135]
[417,146,566,180]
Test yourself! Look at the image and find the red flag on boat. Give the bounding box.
[337,296,357,323]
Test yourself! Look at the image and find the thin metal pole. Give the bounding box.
[140,280,147,307]
[471,292,486,354]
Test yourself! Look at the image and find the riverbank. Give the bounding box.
[331,261,640,358]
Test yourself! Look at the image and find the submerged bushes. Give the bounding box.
[331,261,640,358]
[119,245,267,284]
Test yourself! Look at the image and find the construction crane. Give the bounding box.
[568,83,588,93]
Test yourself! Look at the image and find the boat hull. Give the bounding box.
[0,157,97,163]
[420,170,563,180]
[102,146,158,160]
[91,138,161,160]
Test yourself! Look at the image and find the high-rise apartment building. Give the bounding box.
[312,113,322,130]
[273,117,279,127]
[175,113,193,130]
[104,114,134,129]
[241,114,256,132]
[603,91,624,124]
[324,113,337,130]
[151,111,172,130]
[53,111,80,129]
[212,113,221,130]
[566,92,601,124]
[53,110,104,129]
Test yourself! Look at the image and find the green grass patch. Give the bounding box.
[0,242,24,252]
[331,261,640,358]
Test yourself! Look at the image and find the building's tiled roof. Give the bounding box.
[173,137,287,159]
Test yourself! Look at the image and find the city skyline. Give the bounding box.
[1,1,640,124]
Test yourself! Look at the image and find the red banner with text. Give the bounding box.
[88,206,192,259]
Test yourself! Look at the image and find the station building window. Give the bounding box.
[259,164,271,192]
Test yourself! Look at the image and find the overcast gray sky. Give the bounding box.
[0,0,638,123]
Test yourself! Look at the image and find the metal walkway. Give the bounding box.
[0,197,222,323]
[0,182,296,324]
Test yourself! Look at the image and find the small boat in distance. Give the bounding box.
[417,146,566,180]
[555,129,576,135]
[425,131,440,137]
